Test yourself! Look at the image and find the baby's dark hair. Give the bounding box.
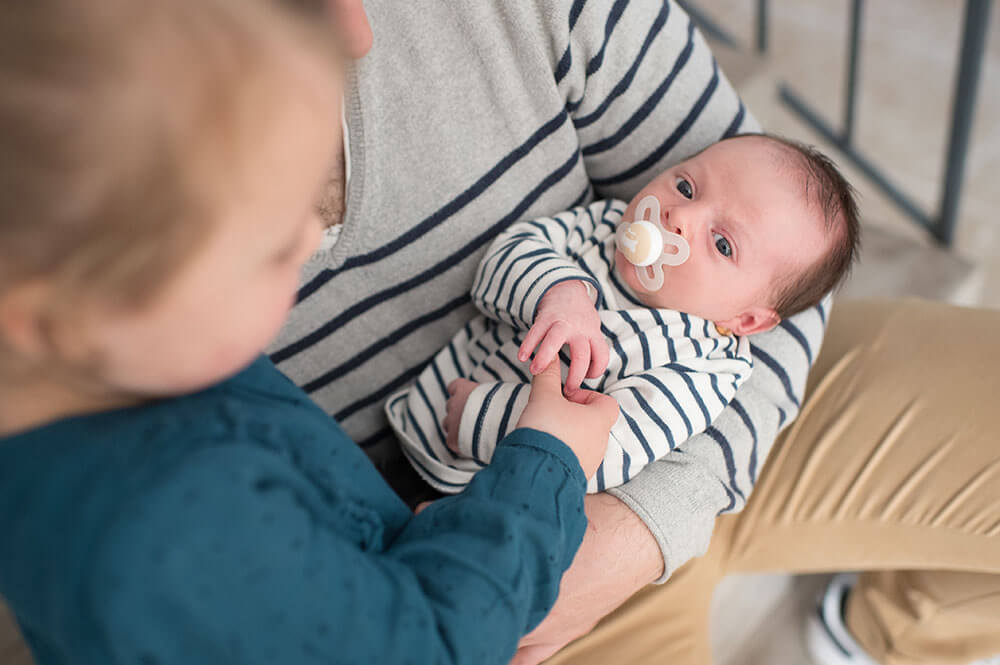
[731,133,861,320]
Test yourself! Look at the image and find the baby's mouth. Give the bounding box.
[616,195,691,279]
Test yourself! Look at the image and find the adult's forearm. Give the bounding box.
[571,492,663,602]
[514,492,661,664]
[607,300,831,582]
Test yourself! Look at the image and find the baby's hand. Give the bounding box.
[518,281,609,397]
[443,378,479,454]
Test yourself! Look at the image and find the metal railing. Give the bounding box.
[683,0,993,246]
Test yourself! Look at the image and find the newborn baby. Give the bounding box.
[386,133,859,493]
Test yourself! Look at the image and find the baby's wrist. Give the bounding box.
[544,279,594,305]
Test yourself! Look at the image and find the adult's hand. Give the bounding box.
[516,362,618,479]
[511,492,664,665]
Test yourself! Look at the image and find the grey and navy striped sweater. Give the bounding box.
[267,0,829,581]
[385,200,754,494]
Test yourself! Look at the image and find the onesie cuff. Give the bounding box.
[528,273,603,323]
[456,383,501,463]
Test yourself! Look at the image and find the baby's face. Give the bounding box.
[615,136,830,335]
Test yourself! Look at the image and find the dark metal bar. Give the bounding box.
[756,0,768,53]
[780,85,935,231]
[844,0,864,144]
[936,0,992,245]
[780,0,992,247]
[677,1,741,49]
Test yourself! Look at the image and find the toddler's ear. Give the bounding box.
[0,281,51,361]
[718,307,780,337]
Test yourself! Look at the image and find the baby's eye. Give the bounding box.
[675,177,693,200]
[713,232,733,258]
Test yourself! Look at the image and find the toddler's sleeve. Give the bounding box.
[88,434,587,665]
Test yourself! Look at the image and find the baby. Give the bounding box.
[386,133,860,493]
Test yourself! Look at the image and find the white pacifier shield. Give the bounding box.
[615,195,690,268]
[655,228,690,267]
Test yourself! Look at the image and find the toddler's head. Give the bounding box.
[615,134,860,335]
[0,0,341,404]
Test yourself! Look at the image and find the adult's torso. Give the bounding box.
[268,1,751,493]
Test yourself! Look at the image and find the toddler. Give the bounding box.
[387,133,860,493]
[0,2,618,664]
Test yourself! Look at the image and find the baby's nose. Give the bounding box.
[661,210,683,237]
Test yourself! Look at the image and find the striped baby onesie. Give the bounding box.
[386,199,753,494]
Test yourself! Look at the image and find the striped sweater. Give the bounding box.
[268,0,829,581]
[386,200,753,494]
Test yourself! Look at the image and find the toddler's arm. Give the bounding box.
[91,434,588,665]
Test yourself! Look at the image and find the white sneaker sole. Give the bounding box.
[803,574,879,665]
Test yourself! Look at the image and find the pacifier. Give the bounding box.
[615,195,690,291]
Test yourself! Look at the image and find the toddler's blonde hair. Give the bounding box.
[0,0,337,311]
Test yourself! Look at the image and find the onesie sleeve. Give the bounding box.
[88,431,587,665]
[471,200,617,330]
[597,348,751,493]
[454,381,532,464]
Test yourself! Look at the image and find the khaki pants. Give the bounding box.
[1,299,998,664]
[547,299,1000,665]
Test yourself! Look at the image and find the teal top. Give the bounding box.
[0,357,588,665]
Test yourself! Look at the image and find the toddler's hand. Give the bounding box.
[518,281,609,397]
[516,361,618,479]
[443,378,479,454]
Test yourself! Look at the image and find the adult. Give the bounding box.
[273,1,1000,663]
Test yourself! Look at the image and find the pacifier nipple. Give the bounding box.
[616,220,664,267]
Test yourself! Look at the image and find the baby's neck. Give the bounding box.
[0,371,141,438]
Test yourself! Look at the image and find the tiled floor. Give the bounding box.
[704,2,1000,664]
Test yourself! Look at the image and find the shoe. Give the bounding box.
[804,574,878,665]
[805,573,1000,665]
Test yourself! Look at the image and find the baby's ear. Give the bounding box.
[718,307,780,337]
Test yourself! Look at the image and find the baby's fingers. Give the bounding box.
[587,337,610,379]
[518,322,550,363]
[564,339,590,395]
[530,326,567,374]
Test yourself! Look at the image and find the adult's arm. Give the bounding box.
[538,0,832,581]
[514,302,830,663]
[89,430,588,665]
[510,2,833,657]
[608,301,828,578]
